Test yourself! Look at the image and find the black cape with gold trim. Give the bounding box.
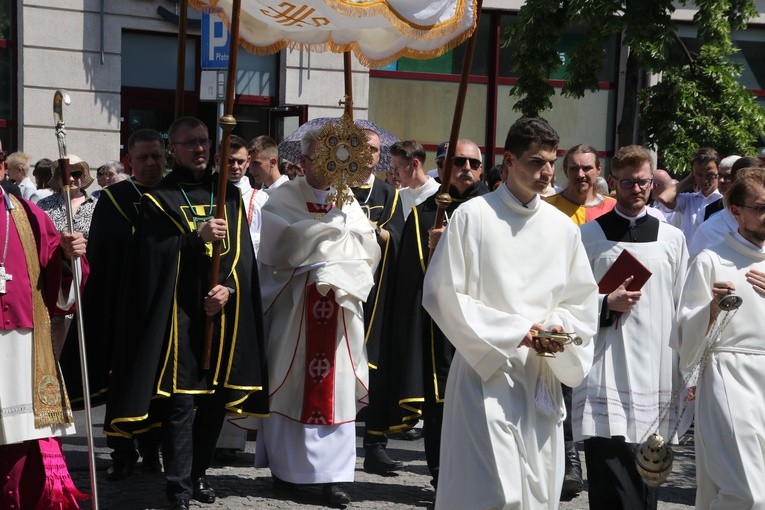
[374,180,488,433]
[104,166,269,437]
[351,176,404,366]
[60,179,148,407]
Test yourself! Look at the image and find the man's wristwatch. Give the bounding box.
[374,225,382,237]
[226,286,235,295]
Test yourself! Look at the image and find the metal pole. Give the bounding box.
[53,90,99,509]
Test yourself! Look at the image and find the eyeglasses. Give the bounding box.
[70,170,83,178]
[452,156,482,170]
[739,203,765,215]
[718,173,733,182]
[172,138,211,151]
[696,173,719,181]
[614,178,653,190]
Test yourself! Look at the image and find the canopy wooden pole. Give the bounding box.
[202,0,242,369]
[432,0,482,233]
[174,0,189,119]
[343,51,353,120]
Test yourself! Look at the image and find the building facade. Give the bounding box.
[1,0,764,173]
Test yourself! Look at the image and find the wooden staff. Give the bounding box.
[432,0,482,234]
[342,51,354,120]
[202,0,242,369]
[175,0,189,119]
[53,90,99,509]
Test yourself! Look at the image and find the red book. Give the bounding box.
[598,248,652,294]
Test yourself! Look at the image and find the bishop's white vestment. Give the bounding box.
[574,210,689,444]
[677,233,765,509]
[423,184,599,509]
[254,177,380,484]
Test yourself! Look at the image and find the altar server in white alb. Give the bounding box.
[676,167,765,509]
[423,117,599,510]
[574,145,688,510]
[255,127,380,508]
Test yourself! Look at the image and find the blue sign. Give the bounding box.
[201,9,230,69]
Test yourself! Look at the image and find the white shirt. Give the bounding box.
[688,207,738,257]
[399,176,440,219]
[672,190,722,243]
[263,174,289,193]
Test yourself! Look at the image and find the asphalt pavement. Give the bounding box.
[63,407,697,509]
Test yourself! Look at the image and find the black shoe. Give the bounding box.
[169,499,189,510]
[106,460,133,480]
[322,483,351,508]
[192,476,216,503]
[140,450,162,473]
[364,447,403,474]
[273,475,299,491]
[560,441,583,501]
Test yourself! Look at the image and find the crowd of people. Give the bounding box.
[0,115,764,510]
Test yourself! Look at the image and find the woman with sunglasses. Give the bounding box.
[37,155,97,357]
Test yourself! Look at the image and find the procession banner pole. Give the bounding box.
[53,90,99,509]
[343,51,354,120]
[431,0,482,238]
[202,0,242,369]
[175,0,189,118]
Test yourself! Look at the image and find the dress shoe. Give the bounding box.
[192,476,216,503]
[363,447,403,474]
[560,441,583,501]
[106,459,133,480]
[322,483,351,508]
[169,499,189,510]
[272,475,299,491]
[140,450,162,473]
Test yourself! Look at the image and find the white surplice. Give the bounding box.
[574,215,689,444]
[255,177,380,484]
[234,178,269,256]
[688,207,737,258]
[423,184,599,510]
[399,177,440,219]
[677,233,765,509]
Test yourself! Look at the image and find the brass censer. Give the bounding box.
[532,330,583,357]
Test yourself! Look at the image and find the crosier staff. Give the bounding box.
[53,89,99,509]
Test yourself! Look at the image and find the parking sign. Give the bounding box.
[201,8,230,69]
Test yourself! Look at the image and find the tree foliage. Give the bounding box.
[503,0,765,174]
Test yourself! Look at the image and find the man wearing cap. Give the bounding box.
[427,141,448,178]
[391,140,440,219]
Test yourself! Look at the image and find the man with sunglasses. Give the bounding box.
[574,145,689,510]
[422,118,598,509]
[104,117,269,510]
[382,139,489,490]
[656,147,722,243]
